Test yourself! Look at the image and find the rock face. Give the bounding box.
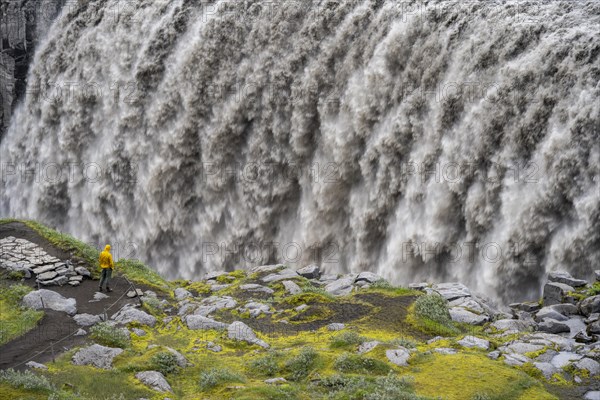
[22,289,77,315]
[543,282,575,306]
[135,371,173,393]
[227,321,269,349]
[72,344,123,369]
[185,315,228,330]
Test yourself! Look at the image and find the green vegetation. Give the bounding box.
[0,284,44,345]
[89,322,130,348]
[0,369,55,393]
[246,351,282,377]
[329,331,367,349]
[409,294,459,336]
[284,346,320,381]
[199,367,246,390]
[151,351,180,375]
[334,353,391,375]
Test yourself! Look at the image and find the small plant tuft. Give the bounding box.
[414,293,452,325]
[151,352,179,375]
[199,368,245,390]
[284,346,319,381]
[333,353,391,375]
[90,322,130,348]
[0,368,55,392]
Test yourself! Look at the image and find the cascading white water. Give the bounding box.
[1,0,598,302]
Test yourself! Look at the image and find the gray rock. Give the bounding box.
[408,282,429,291]
[131,328,146,336]
[73,313,102,327]
[185,315,228,330]
[207,342,222,352]
[32,265,57,275]
[22,289,77,315]
[68,281,80,287]
[25,361,48,370]
[239,284,274,295]
[533,362,559,379]
[509,302,541,313]
[327,323,345,331]
[562,316,587,338]
[75,328,87,336]
[75,266,91,277]
[580,295,600,317]
[432,282,471,301]
[295,304,308,312]
[242,302,271,318]
[457,336,490,350]
[135,371,173,393]
[535,307,569,322]
[282,280,302,295]
[199,296,237,312]
[538,318,570,334]
[90,292,109,302]
[543,282,575,306]
[551,352,583,368]
[165,347,190,368]
[43,275,69,286]
[205,270,229,280]
[127,289,144,298]
[547,271,587,287]
[209,283,231,291]
[296,265,320,279]
[449,307,488,325]
[358,341,380,354]
[487,351,501,360]
[325,276,355,296]
[434,348,457,355]
[264,377,287,385]
[355,271,383,283]
[227,321,269,348]
[585,391,600,400]
[72,344,123,369]
[386,348,410,366]
[503,353,530,366]
[174,288,192,300]
[69,275,83,282]
[505,342,545,355]
[249,265,285,274]
[574,358,600,376]
[492,319,535,332]
[112,304,157,327]
[37,271,57,281]
[261,268,300,283]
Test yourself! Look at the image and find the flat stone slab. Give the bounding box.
[458,336,490,350]
[185,315,229,330]
[239,283,274,295]
[22,289,77,315]
[433,282,471,301]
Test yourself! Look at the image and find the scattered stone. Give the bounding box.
[242,302,271,318]
[325,276,355,296]
[72,344,123,369]
[547,271,587,287]
[355,271,383,284]
[449,307,488,325]
[458,336,490,350]
[185,315,229,330]
[25,361,48,370]
[327,323,345,331]
[205,271,229,280]
[538,318,570,334]
[135,371,173,393]
[68,281,80,287]
[228,321,269,348]
[69,275,83,282]
[174,288,192,300]
[509,302,541,313]
[282,280,302,295]
[75,266,91,277]
[210,284,231,291]
[296,265,320,279]
[127,289,144,298]
[434,348,457,355]
[42,275,69,286]
[585,391,600,400]
[533,362,559,379]
[37,271,58,281]
[580,295,600,317]
[90,292,109,302]
[432,282,471,301]
[358,341,380,354]
[386,348,410,366]
[264,377,287,385]
[551,352,583,368]
[408,282,429,291]
[239,284,274,295]
[22,289,77,315]
[165,347,190,368]
[131,328,146,336]
[491,319,534,332]
[543,282,575,306]
[207,342,222,352]
[75,328,87,336]
[487,351,501,360]
[261,268,300,283]
[503,353,530,366]
[112,304,157,327]
[73,313,102,327]
[535,307,569,322]
[574,358,600,376]
[295,304,308,312]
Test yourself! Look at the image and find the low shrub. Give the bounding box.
[330,331,367,348]
[199,368,245,390]
[414,294,452,325]
[333,353,391,375]
[246,351,281,377]
[365,373,421,400]
[284,346,319,381]
[90,322,130,348]
[0,368,55,392]
[151,352,179,375]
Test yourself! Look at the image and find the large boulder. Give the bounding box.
[538,318,570,334]
[491,319,535,332]
[227,321,269,348]
[72,344,123,369]
[432,283,471,301]
[282,280,302,295]
[324,276,355,296]
[547,271,587,287]
[385,348,411,366]
[135,371,173,393]
[185,315,229,330]
[73,313,102,327]
[535,307,569,322]
[174,288,192,300]
[296,265,320,279]
[22,289,77,315]
[111,304,157,327]
[261,268,300,283]
[449,307,488,325]
[543,282,575,306]
[457,336,490,350]
[355,271,383,284]
[580,296,600,317]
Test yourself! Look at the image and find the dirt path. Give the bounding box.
[0,223,148,370]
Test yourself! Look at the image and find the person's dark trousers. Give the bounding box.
[99,268,113,291]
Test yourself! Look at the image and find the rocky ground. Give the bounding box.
[0,221,599,399]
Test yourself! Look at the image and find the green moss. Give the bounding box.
[282,292,334,307]
[284,346,321,381]
[199,367,246,390]
[115,258,171,293]
[329,331,367,349]
[0,284,44,345]
[333,353,391,375]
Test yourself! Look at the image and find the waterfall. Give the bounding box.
[1,0,598,302]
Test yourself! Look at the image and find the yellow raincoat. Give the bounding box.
[99,245,114,269]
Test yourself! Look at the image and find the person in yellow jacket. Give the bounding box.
[98,244,114,292]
